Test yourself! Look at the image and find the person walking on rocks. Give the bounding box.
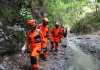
[50,22,61,52]
[22,19,44,70]
[37,17,49,61]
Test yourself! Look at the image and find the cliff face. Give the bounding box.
[0,0,24,56]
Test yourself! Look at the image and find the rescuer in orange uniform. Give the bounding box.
[37,17,49,60]
[50,22,61,52]
[25,19,44,70]
[59,26,64,43]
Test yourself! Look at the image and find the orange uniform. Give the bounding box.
[26,29,44,70]
[27,30,42,56]
[51,27,61,43]
[38,24,49,48]
[24,19,45,70]
[59,27,64,43]
[50,26,61,51]
[37,24,49,60]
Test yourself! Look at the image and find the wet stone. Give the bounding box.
[76,37,83,39]
[85,37,91,39]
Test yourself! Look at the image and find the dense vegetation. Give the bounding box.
[0,0,100,33]
[0,0,100,59]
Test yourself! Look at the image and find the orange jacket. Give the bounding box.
[50,27,61,42]
[37,24,49,48]
[59,27,64,38]
[26,29,44,56]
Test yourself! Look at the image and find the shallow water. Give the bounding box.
[65,34,100,70]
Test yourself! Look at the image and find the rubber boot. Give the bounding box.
[50,42,54,52]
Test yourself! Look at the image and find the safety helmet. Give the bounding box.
[25,19,36,26]
[55,22,59,25]
[43,17,49,22]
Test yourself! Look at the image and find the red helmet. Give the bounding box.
[25,19,36,26]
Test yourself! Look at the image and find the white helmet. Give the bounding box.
[43,17,49,22]
[55,22,59,25]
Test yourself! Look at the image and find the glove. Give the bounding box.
[21,42,27,53]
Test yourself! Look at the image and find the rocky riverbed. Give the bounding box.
[64,34,100,70]
[0,33,100,70]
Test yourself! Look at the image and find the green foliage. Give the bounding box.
[19,0,33,20]
[45,0,100,33]
[97,0,100,2]
[72,10,100,33]
[46,0,89,27]
[19,7,33,20]
[1,0,100,34]
[0,6,17,23]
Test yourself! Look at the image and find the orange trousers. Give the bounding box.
[41,38,48,59]
[30,43,41,70]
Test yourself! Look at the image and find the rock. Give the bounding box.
[77,37,83,39]
[0,22,3,27]
[0,64,5,70]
